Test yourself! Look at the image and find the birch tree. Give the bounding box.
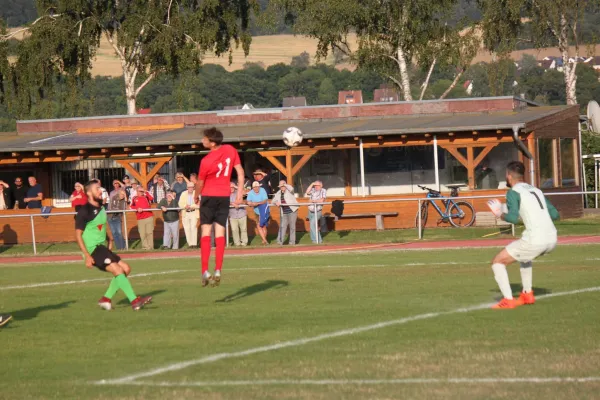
[267,0,478,101]
[16,0,258,115]
[478,0,600,105]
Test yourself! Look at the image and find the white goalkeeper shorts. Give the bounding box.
[505,239,557,263]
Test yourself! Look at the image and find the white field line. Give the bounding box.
[0,259,562,291]
[124,377,600,387]
[93,285,600,386]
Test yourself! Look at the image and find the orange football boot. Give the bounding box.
[516,291,535,306]
[491,298,521,309]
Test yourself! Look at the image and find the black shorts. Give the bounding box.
[200,196,230,227]
[91,245,121,271]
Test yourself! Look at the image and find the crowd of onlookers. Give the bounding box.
[1,168,328,250]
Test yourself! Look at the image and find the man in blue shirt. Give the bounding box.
[24,176,43,209]
[246,181,269,245]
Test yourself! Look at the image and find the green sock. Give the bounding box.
[115,274,138,302]
[103,277,120,299]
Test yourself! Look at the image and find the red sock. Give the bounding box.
[201,236,211,274]
[215,237,225,271]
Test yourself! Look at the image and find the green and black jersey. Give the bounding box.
[75,203,107,254]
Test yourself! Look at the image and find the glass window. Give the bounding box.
[560,138,577,187]
[538,139,556,189]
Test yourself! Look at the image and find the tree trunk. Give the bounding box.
[396,47,413,101]
[124,73,137,115]
[439,69,464,100]
[419,58,436,100]
[557,13,578,105]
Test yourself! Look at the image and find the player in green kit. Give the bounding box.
[75,181,152,311]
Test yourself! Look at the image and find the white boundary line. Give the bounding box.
[0,259,567,291]
[122,377,600,387]
[94,285,600,386]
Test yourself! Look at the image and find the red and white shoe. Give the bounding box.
[131,296,152,311]
[516,291,535,306]
[98,296,112,311]
[212,270,221,287]
[491,298,521,309]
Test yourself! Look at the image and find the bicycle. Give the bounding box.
[414,184,476,228]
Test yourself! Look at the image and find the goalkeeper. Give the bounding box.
[486,161,559,309]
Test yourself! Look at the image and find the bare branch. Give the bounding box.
[387,75,404,92]
[167,0,174,25]
[420,58,436,101]
[134,72,157,97]
[0,14,63,40]
[439,68,464,100]
[103,29,126,64]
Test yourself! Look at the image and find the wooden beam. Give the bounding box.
[259,152,287,177]
[496,130,502,134]
[473,144,498,170]
[168,145,176,150]
[467,146,475,189]
[78,149,87,155]
[191,144,199,149]
[285,151,293,185]
[145,146,153,151]
[331,138,337,142]
[291,151,318,177]
[147,159,171,184]
[34,151,42,157]
[344,150,352,196]
[101,148,110,154]
[424,133,431,138]
[11,152,19,157]
[56,150,64,156]
[440,146,468,167]
[260,141,268,146]
[472,131,478,136]
[239,142,246,146]
[115,160,144,185]
[77,123,184,134]
[448,132,455,137]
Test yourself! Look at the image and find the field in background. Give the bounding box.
[9,28,599,76]
[1,244,600,399]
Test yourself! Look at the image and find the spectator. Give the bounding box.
[178,181,199,248]
[476,159,499,189]
[252,168,272,195]
[0,181,12,210]
[108,187,127,250]
[11,177,27,209]
[122,175,133,200]
[110,179,125,198]
[305,180,326,244]
[229,183,248,246]
[94,179,109,209]
[159,189,180,250]
[24,176,43,209]
[150,175,170,203]
[131,186,155,250]
[129,179,139,204]
[189,173,198,184]
[171,172,188,202]
[272,180,298,246]
[69,182,87,213]
[246,181,269,245]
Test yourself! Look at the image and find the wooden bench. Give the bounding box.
[475,211,511,227]
[325,212,399,231]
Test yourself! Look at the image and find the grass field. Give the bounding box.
[1,242,600,399]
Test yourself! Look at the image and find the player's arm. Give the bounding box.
[234,163,245,204]
[105,221,114,251]
[545,198,560,221]
[501,189,520,224]
[75,212,94,268]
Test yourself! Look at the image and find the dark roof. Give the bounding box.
[0,105,574,153]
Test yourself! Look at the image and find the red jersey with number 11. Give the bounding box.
[199,144,241,197]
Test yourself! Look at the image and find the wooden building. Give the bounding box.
[0,96,583,245]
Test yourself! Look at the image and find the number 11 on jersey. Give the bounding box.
[216,158,231,178]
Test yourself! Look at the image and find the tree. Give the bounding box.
[268,0,479,101]
[291,51,310,69]
[316,77,337,105]
[14,0,259,115]
[478,0,600,105]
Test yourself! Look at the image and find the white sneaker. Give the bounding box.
[213,270,221,287]
[202,271,212,287]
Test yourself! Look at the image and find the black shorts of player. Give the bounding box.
[200,196,230,227]
[91,245,121,271]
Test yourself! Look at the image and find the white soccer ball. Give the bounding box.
[283,127,303,147]
[501,203,508,214]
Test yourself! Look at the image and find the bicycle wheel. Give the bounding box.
[414,202,429,228]
[449,201,475,227]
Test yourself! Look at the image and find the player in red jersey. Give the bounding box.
[196,127,245,287]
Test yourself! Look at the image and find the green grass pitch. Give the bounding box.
[1,244,600,399]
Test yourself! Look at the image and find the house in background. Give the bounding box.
[338,90,363,104]
[282,97,307,107]
[373,87,399,103]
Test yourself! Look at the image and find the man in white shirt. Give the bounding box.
[178,182,199,248]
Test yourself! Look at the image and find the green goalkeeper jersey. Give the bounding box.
[75,203,107,254]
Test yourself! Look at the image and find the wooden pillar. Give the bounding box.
[116,157,172,188]
[441,144,498,190]
[259,149,318,184]
[286,151,293,186]
[344,150,352,196]
[527,133,537,186]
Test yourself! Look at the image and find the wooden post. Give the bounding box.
[344,150,352,196]
[115,157,172,189]
[467,146,475,189]
[286,150,293,186]
[259,149,318,185]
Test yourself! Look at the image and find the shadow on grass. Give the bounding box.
[216,280,289,303]
[117,289,167,305]
[10,300,76,322]
[490,285,551,300]
[329,279,344,282]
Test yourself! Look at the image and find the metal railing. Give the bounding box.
[0,190,593,255]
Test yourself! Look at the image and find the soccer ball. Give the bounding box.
[282,127,303,147]
[501,203,508,214]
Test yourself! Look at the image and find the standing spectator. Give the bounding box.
[108,188,127,250]
[95,179,109,209]
[178,181,199,248]
[11,176,27,209]
[0,181,12,210]
[131,186,155,250]
[229,183,248,246]
[272,180,298,246]
[159,190,180,250]
[70,182,87,213]
[246,181,269,245]
[128,179,139,204]
[171,172,188,202]
[476,159,499,189]
[110,180,124,198]
[122,175,133,200]
[150,175,170,203]
[252,168,272,195]
[24,176,43,209]
[305,180,326,244]
[189,173,198,185]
